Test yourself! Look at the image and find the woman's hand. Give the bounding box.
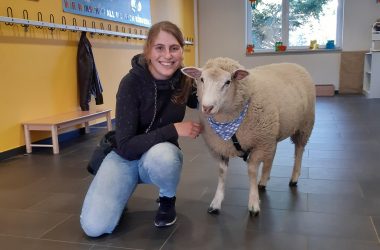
[174,121,202,139]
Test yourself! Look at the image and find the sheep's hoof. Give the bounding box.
[207,207,220,215]
[258,184,266,191]
[249,210,260,217]
[289,181,298,187]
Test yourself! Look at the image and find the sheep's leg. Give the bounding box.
[290,130,308,186]
[208,156,229,214]
[247,152,262,216]
[290,115,314,186]
[258,145,277,190]
[289,143,305,186]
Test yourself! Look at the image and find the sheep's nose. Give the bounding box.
[202,105,214,114]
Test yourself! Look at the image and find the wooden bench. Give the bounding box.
[22,109,112,154]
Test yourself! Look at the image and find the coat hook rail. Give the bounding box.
[0,15,194,45]
[0,15,147,40]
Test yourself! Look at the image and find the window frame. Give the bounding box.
[246,0,344,53]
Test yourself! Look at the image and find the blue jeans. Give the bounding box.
[80,142,183,237]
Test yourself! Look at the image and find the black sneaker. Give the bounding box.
[154,196,177,227]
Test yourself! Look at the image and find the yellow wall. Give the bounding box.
[0,0,195,153]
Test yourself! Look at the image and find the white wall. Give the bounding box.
[342,0,379,50]
[151,0,182,24]
[197,0,380,89]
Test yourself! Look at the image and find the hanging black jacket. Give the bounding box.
[114,54,198,161]
[77,31,103,111]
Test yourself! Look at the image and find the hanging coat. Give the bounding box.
[77,31,104,111]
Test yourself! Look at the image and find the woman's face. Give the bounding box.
[148,30,183,80]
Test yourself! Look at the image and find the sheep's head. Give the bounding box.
[182,65,249,116]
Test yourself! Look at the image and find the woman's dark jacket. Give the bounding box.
[114,54,198,161]
[77,31,104,111]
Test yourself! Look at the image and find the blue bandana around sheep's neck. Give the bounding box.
[207,101,250,141]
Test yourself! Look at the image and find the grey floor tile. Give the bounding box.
[308,167,359,180]
[269,164,309,179]
[244,209,378,242]
[0,208,71,238]
[0,235,93,250]
[163,224,308,250]
[21,176,92,196]
[199,187,308,212]
[27,193,85,214]
[301,157,370,169]
[308,193,380,216]
[308,236,380,250]
[371,216,380,241]
[259,190,308,212]
[0,190,53,210]
[359,178,380,200]
[42,212,176,250]
[265,176,363,195]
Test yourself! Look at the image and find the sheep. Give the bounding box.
[181,57,315,216]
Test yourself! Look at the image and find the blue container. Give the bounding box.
[326,40,335,49]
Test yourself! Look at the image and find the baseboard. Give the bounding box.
[316,84,335,96]
[0,147,26,161]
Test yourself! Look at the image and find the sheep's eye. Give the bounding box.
[221,80,231,90]
[200,77,204,83]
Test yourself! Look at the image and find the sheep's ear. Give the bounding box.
[232,69,249,81]
[181,67,202,79]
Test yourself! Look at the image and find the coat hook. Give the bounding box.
[48,14,55,32]
[99,23,104,36]
[133,28,138,39]
[22,9,29,20]
[36,11,43,29]
[122,27,128,41]
[90,21,96,37]
[114,25,119,37]
[60,16,67,31]
[125,27,131,40]
[5,7,14,26]
[72,18,77,32]
[21,9,29,32]
[107,24,112,36]
[83,19,87,28]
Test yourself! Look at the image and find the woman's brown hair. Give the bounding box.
[143,21,194,105]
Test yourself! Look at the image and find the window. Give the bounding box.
[246,0,343,51]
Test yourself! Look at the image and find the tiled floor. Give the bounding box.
[1,95,380,249]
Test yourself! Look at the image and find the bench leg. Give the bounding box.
[84,122,90,133]
[106,111,112,131]
[23,125,32,153]
[51,125,59,154]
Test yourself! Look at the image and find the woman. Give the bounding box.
[80,21,201,237]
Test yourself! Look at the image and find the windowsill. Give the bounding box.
[246,48,342,56]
